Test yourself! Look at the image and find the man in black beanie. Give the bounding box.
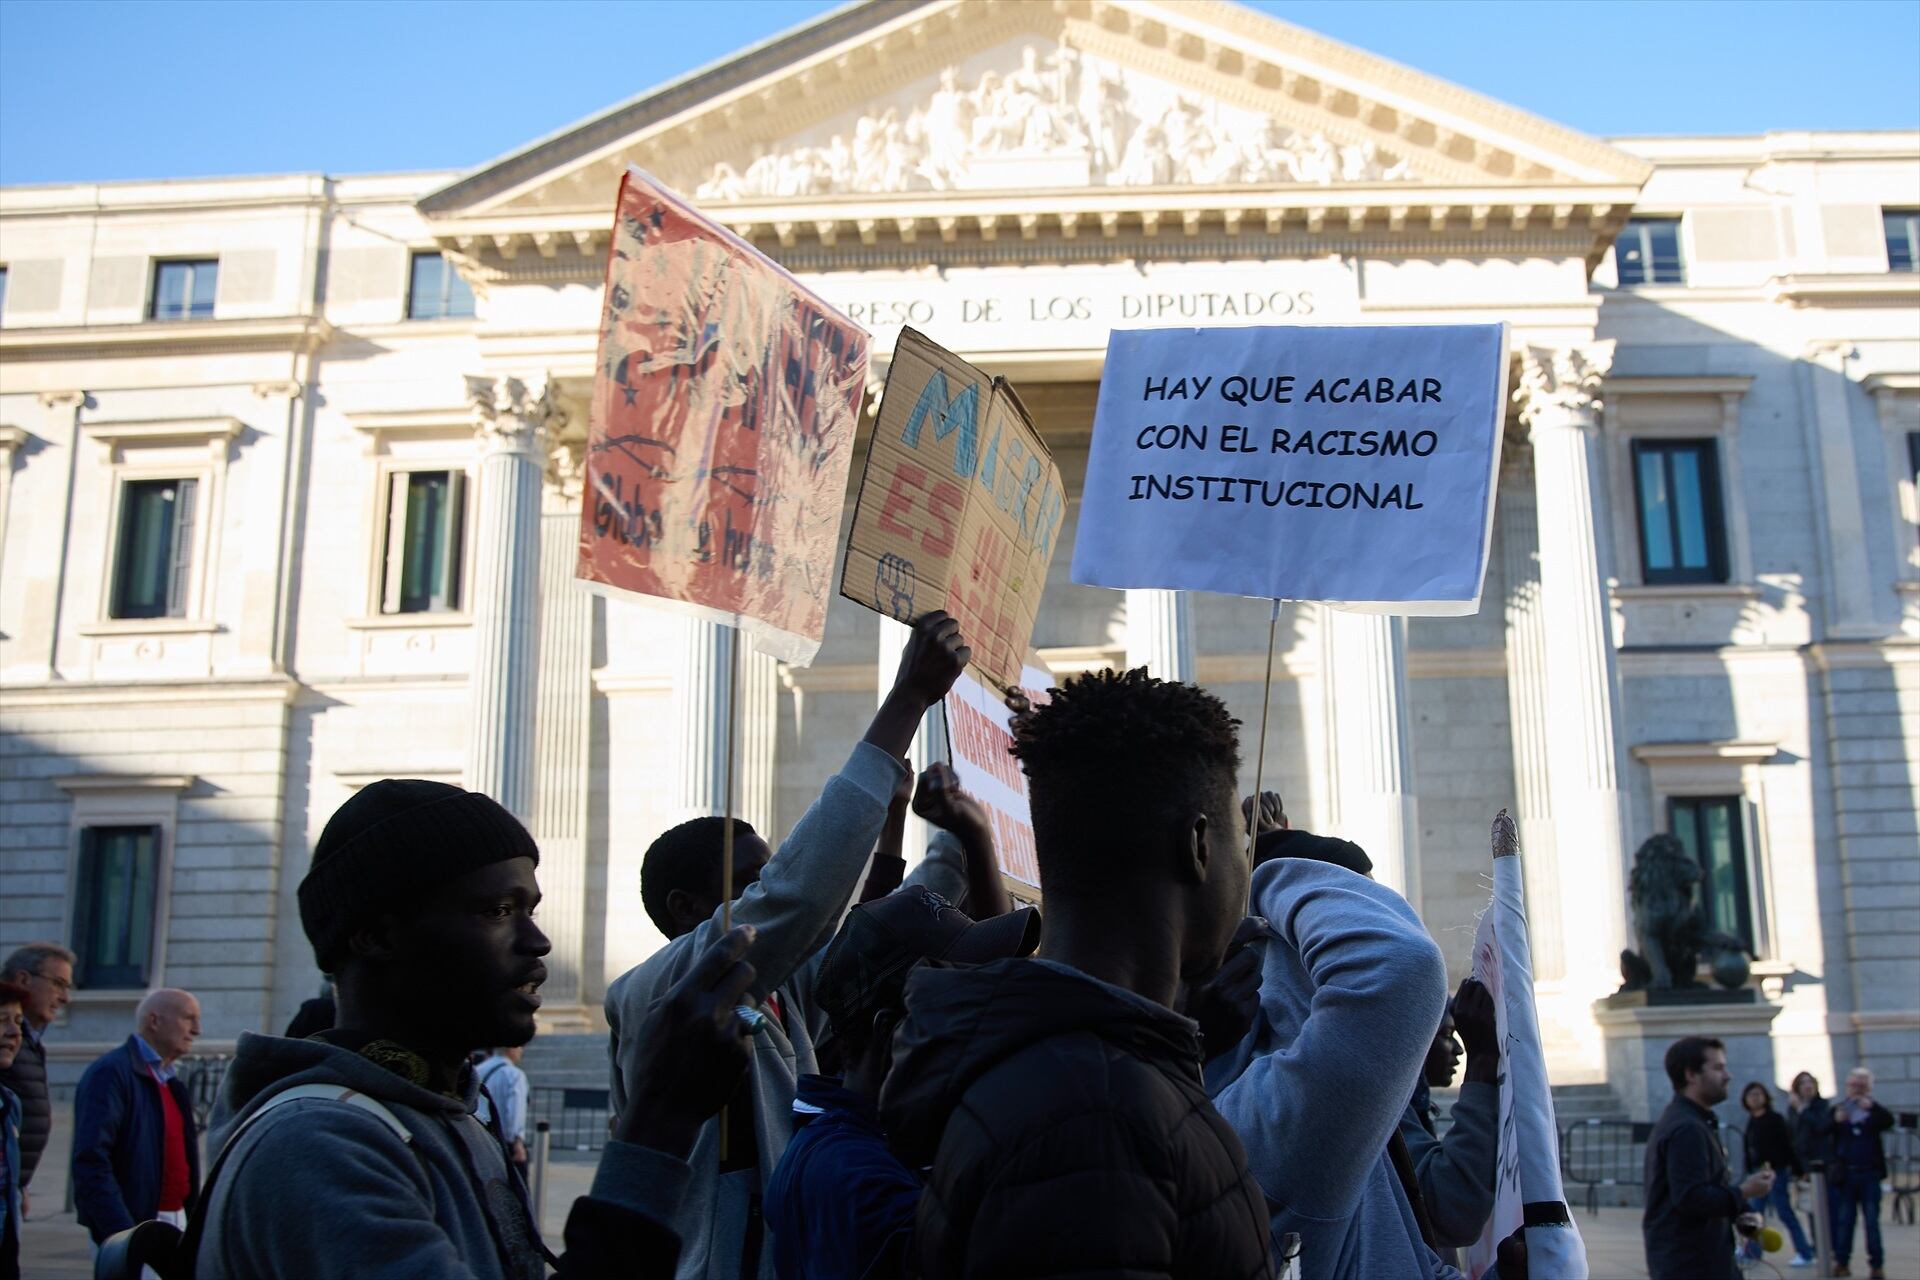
[185,778,761,1279]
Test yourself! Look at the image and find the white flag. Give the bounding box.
[1462,844,1588,1279]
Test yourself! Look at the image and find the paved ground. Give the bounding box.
[19,1105,1920,1278]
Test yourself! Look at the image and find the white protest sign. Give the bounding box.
[943,666,1053,896]
[1463,843,1587,1280]
[1071,324,1509,611]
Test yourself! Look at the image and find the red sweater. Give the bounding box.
[146,1066,190,1213]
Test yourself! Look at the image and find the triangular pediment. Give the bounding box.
[422,0,1649,225]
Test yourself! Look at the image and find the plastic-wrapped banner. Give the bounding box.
[942,665,1053,895]
[1464,847,1588,1279]
[578,167,869,665]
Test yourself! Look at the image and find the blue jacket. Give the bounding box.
[71,1036,201,1242]
[764,1075,918,1280]
[2,1081,21,1258]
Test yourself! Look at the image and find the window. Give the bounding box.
[1667,796,1754,953]
[1631,439,1728,584]
[406,252,476,321]
[150,259,217,321]
[1886,209,1919,273]
[0,264,8,320]
[110,478,198,619]
[381,470,466,612]
[71,825,162,989]
[1615,218,1685,286]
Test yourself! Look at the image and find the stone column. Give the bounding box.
[1496,468,1566,981]
[1514,345,1634,1037]
[671,618,779,830]
[1803,342,1878,637]
[1323,607,1418,900]
[464,376,560,820]
[1124,589,1195,681]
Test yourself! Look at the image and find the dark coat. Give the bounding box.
[764,1075,918,1280]
[0,1028,49,1187]
[1789,1096,1832,1168]
[71,1037,201,1242]
[1828,1098,1895,1180]
[1642,1096,1741,1280]
[882,958,1275,1280]
[1739,1109,1803,1177]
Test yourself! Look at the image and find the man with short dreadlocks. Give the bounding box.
[880,668,1274,1280]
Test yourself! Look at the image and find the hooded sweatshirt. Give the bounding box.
[881,957,1274,1280]
[1206,858,1459,1280]
[606,743,972,1280]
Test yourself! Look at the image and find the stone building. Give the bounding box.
[2,0,1916,1114]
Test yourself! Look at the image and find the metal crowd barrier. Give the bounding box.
[529,1085,614,1154]
[1559,1118,1654,1215]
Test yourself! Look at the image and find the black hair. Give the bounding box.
[1010,667,1241,896]
[1741,1081,1773,1111]
[640,816,758,935]
[1664,1035,1726,1091]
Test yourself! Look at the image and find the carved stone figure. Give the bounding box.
[1618,834,1754,992]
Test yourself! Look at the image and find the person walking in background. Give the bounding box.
[476,1044,531,1179]
[1828,1066,1894,1279]
[71,989,202,1249]
[1737,1081,1813,1266]
[1642,1036,1772,1280]
[0,942,75,1213]
[1397,979,1501,1271]
[1,979,30,1280]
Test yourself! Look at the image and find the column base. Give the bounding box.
[1594,995,1782,1122]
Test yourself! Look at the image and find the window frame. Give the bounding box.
[1665,794,1755,953]
[1601,378,1756,595]
[380,467,468,615]
[405,251,477,322]
[81,419,239,632]
[1629,438,1730,586]
[52,774,192,997]
[1631,741,1778,966]
[1614,217,1687,287]
[1865,374,1920,597]
[70,824,166,990]
[149,258,219,322]
[0,263,9,323]
[108,476,200,620]
[1885,208,1920,274]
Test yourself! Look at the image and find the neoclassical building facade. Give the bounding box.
[3,0,1917,1111]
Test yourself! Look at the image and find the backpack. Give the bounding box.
[93,1084,412,1280]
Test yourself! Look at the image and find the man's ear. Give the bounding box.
[664,888,703,931]
[1176,810,1210,885]
[346,915,401,961]
[869,1006,901,1044]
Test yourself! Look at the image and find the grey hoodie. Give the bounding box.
[606,742,971,1280]
[1206,857,1461,1280]
[1399,1082,1500,1268]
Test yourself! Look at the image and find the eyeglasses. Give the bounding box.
[28,970,73,993]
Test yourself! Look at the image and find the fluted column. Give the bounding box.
[1324,607,1418,900]
[671,618,779,830]
[1497,467,1566,980]
[1124,589,1196,681]
[1514,344,1633,1023]
[464,376,559,820]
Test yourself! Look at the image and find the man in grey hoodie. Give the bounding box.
[606,611,971,1280]
[1206,846,1462,1280]
[1398,978,1501,1270]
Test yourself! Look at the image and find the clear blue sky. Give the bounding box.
[2,0,1916,186]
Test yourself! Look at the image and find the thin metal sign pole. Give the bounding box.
[1246,599,1282,877]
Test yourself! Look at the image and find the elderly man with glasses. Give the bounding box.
[0,943,75,1216]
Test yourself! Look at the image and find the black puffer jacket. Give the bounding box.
[0,1031,49,1186]
[881,957,1275,1280]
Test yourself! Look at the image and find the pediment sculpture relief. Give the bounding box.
[692,40,1417,202]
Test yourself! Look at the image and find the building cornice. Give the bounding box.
[0,315,334,362]
[1765,273,1920,309]
[1629,740,1780,766]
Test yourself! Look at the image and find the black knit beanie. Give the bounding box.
[299,779,540,968]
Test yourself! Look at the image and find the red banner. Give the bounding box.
[579,167,869,664]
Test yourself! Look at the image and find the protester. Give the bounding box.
[0,980,28,1280]
[764,840,1039,1280]
[72,989,203,1248]
[185,777,770,1279]
[281,980,335,1040]
[1398,979,1500,1270]
[477,1044,532,1179]
[1827,1066,1894,1279]
[1737,1081,1813,1266]
[1787,1070,1833,1171]
[1242,789,1287,837]
[607,611,970,1280]
[882,668,1274,1279]
[0,941,74,1205]
[1207,822,1457,1280]
[1641,1036,1771,1280]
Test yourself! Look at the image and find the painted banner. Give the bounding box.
[942,665,1053,895]
[841,328,1066,690]
[578,167,869,665]
[1071,323,1509,612]
[1463,841,1588,1280]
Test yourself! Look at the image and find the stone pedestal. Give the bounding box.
[1595,992,1782,1123]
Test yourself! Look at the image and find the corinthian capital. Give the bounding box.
[1513,342,1615,432]
[467,374,568,456]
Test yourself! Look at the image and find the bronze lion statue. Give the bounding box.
[1619,833,1752,991]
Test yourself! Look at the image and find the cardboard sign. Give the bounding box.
[578,167,869,665]
[1071,324,1509,612]
[841,328,1066,689]
[1463,851,1588,1280]
[942,666,1053,895]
